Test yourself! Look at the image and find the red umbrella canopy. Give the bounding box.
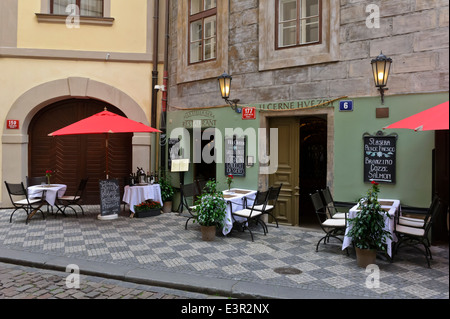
[48,110,161,136]
[384,101,449,132]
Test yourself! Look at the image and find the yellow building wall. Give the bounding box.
[0,58,154,123]
[17,0,148,53]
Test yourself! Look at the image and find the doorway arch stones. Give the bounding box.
[2,77,153,206]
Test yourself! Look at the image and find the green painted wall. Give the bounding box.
[334,93,448,207]
[167,92,448,209]
[167,107,260,192]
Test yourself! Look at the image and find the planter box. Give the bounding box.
[134,208,161,218]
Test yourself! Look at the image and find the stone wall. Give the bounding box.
[168,0,449,109]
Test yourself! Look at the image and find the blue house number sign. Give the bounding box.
[340,100,354,112]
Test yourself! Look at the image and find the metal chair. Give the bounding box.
[397,196,440,229]
[57,178,89,217]
[310,191,348,254]
[252,183,283,228]
[4,181,46,224]
[230,190,269,241]
[394,196,441,268]
[180,182,200,229]
[26,176,47,188]
[320,187,348,219]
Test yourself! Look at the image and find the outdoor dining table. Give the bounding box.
[342,199,401,257]
[222,188,257,236]
[27,184,68,220]
[123,184,163,214]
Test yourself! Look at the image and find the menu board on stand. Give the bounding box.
[98,179,121,220]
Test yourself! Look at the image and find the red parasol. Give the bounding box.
[49,109,161,178]
[384,101,449,132]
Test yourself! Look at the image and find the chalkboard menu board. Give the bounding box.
[363,132,398,184]
[99,179,121,216]
[225,136,246,177]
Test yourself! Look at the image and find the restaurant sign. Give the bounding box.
[363,131,398,184]
[182,110,216,128]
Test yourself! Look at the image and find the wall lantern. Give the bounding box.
[218,72,241,113]
[371,52,392,105]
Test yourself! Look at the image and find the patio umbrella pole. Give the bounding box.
[105,133,109,180]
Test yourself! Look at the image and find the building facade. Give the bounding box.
[166,0,448,235]
[1,0,166,205]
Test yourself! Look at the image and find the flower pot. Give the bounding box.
[162,201,172,214]
[201,225,216,241]
[134,208,161,218]
[355,247,377,268]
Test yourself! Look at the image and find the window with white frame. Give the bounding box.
[51,0,104,17]
[189,0,217,64]
[277,0,321,49]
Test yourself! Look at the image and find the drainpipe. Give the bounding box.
[152,0,160,170]
[160,0,170,173]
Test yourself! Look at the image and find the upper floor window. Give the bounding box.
[51,0,104,17]
[189,0,217,64]
[276,0,321,49]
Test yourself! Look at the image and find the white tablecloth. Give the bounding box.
[123,184,163,213]
[222,189,257,235]
[28,184,67,207]
[342,199,400,257]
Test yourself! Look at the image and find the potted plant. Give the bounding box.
[159,174,175,213]
[133,200,162,218]
[347,181,393,267]
[194,180,227,241]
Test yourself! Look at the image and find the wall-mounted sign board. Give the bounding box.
[225,136,246,177]
[363,131,398,184]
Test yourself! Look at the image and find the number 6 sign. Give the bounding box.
[339,100,354,112]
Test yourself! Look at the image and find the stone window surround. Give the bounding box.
[176,0,228,84]
[37,0,114,26]
[259,0,340,71]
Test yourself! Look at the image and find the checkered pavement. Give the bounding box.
[0,206,448,299]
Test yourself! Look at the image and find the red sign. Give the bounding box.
[242,107,256,120]
[6,120,20,129]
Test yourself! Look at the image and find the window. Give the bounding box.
[189,0,217,64]
[277,0,321,49]
[51,0,104,17]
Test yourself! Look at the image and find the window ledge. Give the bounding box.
[35,13,114,26]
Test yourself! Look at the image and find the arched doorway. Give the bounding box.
[28,99,132,204]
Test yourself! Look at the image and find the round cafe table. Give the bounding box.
[123,184,163,213]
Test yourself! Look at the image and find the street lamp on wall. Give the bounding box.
[218,72,241,113]
[371,52,392,105]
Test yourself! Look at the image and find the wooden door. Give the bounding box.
[28,99,132,204]
[269,117,300,226]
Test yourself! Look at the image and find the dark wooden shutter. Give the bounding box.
[28,99,132,204]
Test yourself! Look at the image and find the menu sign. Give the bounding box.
[225,136,246,177]
[99,179,121,216]
[363,133,397,184]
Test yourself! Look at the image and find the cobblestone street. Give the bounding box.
[0,262,218,299]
